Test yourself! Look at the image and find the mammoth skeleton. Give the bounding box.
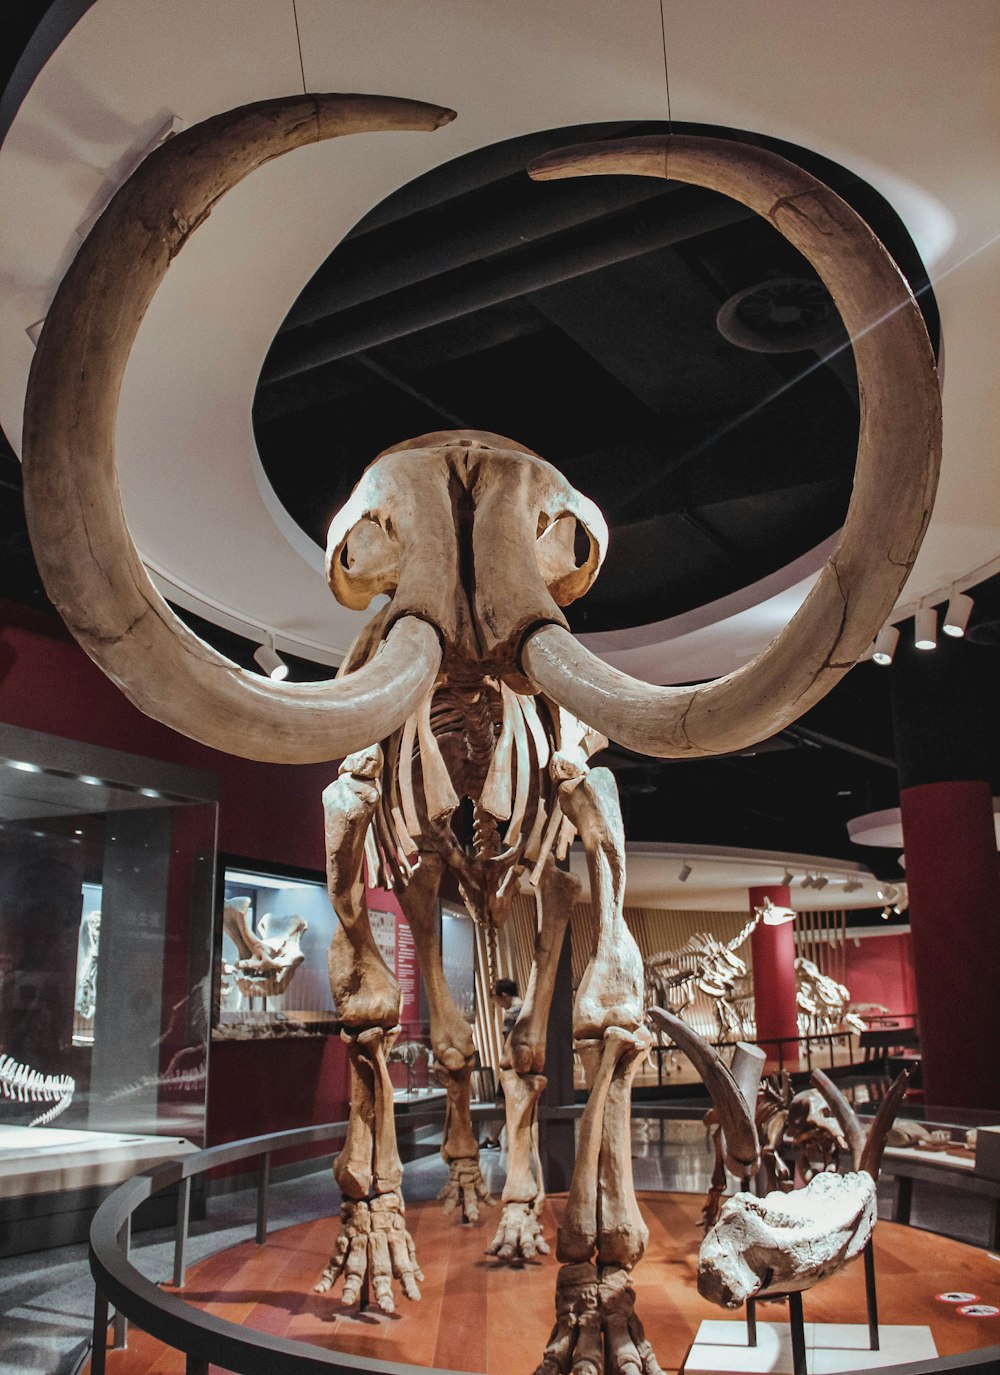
[20,93,939,1374]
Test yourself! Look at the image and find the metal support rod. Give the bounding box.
[894,1174,913,1225]
[746,1296,757,1347]
[788,1291,807,1375]
[256,1152,271,1245]
[90,1286,110,1375]
[173,1175,192,1288]
[864,1237,880,1350]
[112,1216,131,1349]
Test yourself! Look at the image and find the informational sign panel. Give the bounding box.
[369,909,397,970]
[396,919,421,1032]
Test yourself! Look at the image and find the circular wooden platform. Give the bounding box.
[94,1193,1000,1374]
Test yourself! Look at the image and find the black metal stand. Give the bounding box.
[747,1292,807,1374]
[787,1291,807,1375]
[864,1237,880,1350]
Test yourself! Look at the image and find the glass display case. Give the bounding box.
[213,859,340,1038]
[0,723,218,1148]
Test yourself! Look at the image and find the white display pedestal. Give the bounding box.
[684,1320,937,1374]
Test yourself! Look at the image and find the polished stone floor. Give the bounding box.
[0,1119,993,1375]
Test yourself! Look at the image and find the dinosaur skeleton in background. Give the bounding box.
[644,911,761,1047]
[0,1054,75,1126]
[795,955,866,1036]
[20,89,940,1375]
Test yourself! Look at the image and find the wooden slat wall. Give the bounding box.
[794,908,848,985]
[472,901,757,1071]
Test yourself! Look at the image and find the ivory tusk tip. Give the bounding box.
[527,151,579,182]
[434,107,458,128]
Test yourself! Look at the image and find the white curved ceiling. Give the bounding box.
[1,0,998,678]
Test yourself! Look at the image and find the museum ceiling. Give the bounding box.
[0,0,997,885]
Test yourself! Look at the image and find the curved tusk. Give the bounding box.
[860,1069,909,1181]
[648,1007,759,1172]
[522,135,941,758]
[21,95,454,764]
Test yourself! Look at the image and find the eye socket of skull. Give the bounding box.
[327,516,400,610]
[535,512,603,606]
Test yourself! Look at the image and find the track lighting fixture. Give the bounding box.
[253,636,289,682]
[843,877,863,893]
[813,874,829,890]
[872,624,899,667]
[780,869,794,886]
[914,605,937,651]
[943,591,974,638]
[799,873,815,889]
[677,863,692,882]
[876,884,898,904]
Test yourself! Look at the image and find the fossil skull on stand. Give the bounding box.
[21,92,940,1360]
[652,1008,908,1313]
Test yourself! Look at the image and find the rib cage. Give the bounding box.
[0,1054,76,1127]
[367,678,564,916]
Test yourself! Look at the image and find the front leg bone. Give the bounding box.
[598,1027,651,1269]
[557,766,644,1037]
[558,1028,638,1264]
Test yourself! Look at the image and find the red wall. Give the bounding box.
[842,931,917,1019]
[0,600,352,1150]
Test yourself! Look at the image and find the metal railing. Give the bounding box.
[88,1101,1000,1375]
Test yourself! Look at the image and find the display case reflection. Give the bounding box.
[0,727,217,1144]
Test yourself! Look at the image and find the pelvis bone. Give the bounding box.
[698,1170,877,1308]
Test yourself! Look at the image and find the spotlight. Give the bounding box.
[872,624,899,667]
[254,638,289,682]
[813,875,829,890]
[881,907,891,920]
[7,760,41,773]
[914,605,937,651]
[843,877,863,893]
[799,873,815,889]
[677,863,692,883]
[876,884,898,903]
[943,591,973,638]
[780,869,794,886]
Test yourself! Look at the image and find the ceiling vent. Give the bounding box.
[716,276,843,354]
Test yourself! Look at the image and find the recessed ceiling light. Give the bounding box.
[7,760,42,773]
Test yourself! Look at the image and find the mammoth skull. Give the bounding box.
[20,95,941,764]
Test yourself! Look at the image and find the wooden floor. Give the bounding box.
[92,1192,1000,1374]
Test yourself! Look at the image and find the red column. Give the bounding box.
[899,779,1000,1111]
[749,884,798,1060]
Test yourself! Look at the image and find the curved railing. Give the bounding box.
[88,1103,1000,1375]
